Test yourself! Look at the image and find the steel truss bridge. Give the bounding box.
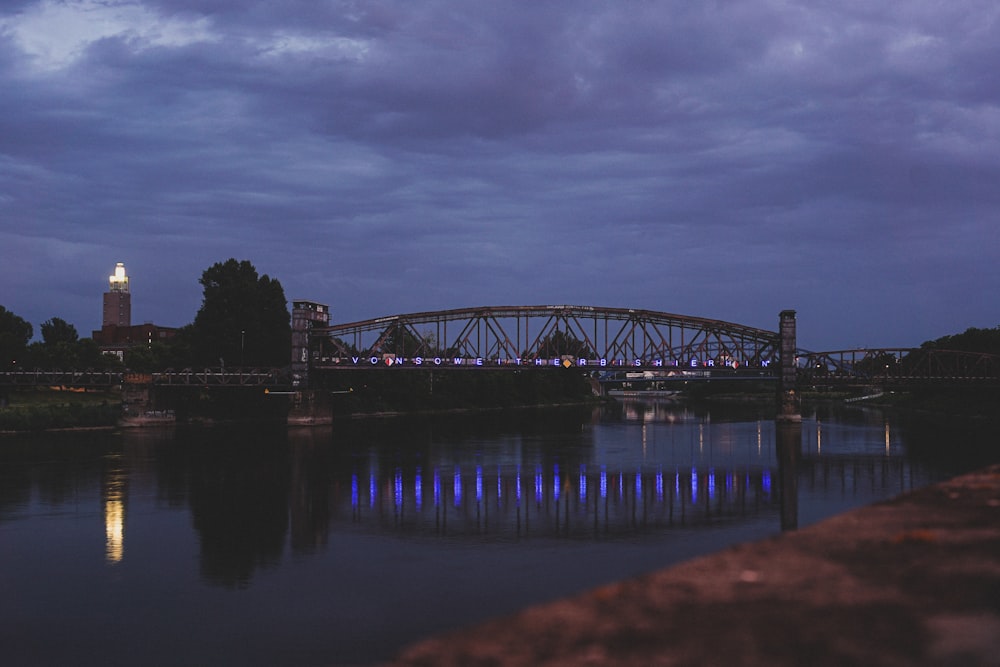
[797,348,1000,387]
[314,305,781,370]
[309,305,1000,387]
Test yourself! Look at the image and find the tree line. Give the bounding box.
[1,259,290,372]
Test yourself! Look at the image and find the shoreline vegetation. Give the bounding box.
[2,375,998,434]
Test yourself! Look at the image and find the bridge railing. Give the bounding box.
[149,368,288,386]
[0,369,124,388]
[0,368,288,388]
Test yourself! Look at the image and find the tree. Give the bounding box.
[0,306,33,368]
[921,326,1000,355]
[41,317,79,345]
[533,329,595,359]
[191,259,291,367]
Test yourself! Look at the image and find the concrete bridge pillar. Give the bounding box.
[777,309,801,423]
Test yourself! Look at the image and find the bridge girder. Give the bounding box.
[313,305,781,367]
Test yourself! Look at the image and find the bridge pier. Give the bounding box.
[291,300,330,388]
[777,310,801,423]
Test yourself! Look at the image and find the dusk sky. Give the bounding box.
[2,0,998,351]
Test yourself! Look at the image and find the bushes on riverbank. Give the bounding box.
[0,401,119,431]
[0,389,120,432]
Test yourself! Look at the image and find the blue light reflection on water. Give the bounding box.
[515,464,522,505]
[0,403,980,667]
[415,467,422,510]
[338,459,776,528]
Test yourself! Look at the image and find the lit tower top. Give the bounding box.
[102,262,131,328]
[109,262,129,293]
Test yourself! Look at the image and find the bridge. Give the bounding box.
[309,305,782,370]
[1,306,997,392]
[299,304,1000,389]
[797,348,1000,388]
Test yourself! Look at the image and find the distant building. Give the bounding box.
[103,262,131,328]
[92,263,177,358]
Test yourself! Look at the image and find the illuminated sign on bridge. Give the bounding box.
[323,354,775,369]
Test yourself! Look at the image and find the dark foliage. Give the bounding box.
[0,305,33,368]
[190,259,291,367]
[921,325,1000,355]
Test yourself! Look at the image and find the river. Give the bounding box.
[0,400,995,666]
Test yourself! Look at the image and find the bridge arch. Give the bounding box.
[311,305,781,369]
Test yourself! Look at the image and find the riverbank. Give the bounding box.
[0,389,119,432]
[385,463,1000,666]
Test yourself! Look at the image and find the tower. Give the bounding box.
[777,309,801,422]
[291,300,329,387]
[103,262,131,328]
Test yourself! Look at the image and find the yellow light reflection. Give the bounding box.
[105,498,125,563]
[103,464,126,564]
[885,421,891,455]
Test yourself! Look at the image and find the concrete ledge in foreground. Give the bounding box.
[384,465,1000,666]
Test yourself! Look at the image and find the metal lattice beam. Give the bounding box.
[313,305,781,369]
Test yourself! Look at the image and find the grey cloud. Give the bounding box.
[1,1,997,349]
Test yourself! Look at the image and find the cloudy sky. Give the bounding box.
[1,0,998,350]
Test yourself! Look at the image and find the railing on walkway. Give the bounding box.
[0,368,287,389]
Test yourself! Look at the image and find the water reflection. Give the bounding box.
[102,458,126,563]
[187,431,291,587]
[0,403,984,592]
[344,459,780,538]
[776,422,800,530]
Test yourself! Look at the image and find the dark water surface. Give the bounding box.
[1,401,995,666]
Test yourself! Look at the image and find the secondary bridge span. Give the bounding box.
[311,305,782,370]
[798,348,1000,387]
